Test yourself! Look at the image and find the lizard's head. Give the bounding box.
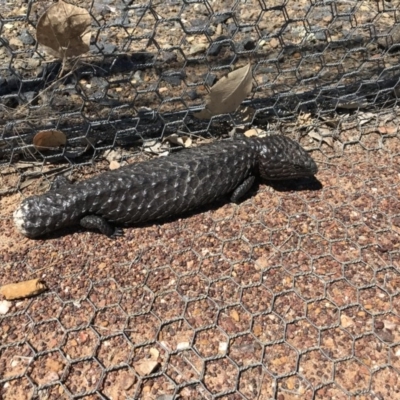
[257,135,318,180]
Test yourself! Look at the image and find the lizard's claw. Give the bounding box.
[111,227,124,238]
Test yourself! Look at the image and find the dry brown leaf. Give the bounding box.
[33,129,67,151]
[0,279,47,300]
[194,63,253,119]
[164,134,192,148]
[36,0,91,59]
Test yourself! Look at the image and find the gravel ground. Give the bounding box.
[1,109,400,399]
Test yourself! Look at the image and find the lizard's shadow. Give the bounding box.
[40,176,322,240]
[265,176,322,192]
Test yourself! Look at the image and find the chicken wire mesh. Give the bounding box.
[1,0,400,399]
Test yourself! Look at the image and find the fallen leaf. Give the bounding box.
[149,347,159,360]
[164,134,192,148]
[133,360,159,376]
[104,149,120,163]
[143,140,170,155]
[244,128,265,137]
[358,112,376,126]
[109,160,120,170]
[0,279,47,300]
[194,63,253,119]
[36,0,91,59]
[33,130,67,151]
[188,43,207,55]
[19,178,38,190]
[308,128,334,147]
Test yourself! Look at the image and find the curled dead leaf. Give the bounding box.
[194,63,253,119]
[33,130,67,151]
[36,0,91,59]
[0,279,47,300]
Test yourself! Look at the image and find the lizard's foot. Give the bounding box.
[80,215,122,237]
[230,175,255,203]
[111,227,124,238]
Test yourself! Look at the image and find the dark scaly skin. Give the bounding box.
[13,135,318,238]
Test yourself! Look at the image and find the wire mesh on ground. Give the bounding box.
[1,0,400,399]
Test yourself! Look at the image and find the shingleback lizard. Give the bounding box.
[14,135,318,238]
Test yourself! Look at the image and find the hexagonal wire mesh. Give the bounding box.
[1,0,400,399]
